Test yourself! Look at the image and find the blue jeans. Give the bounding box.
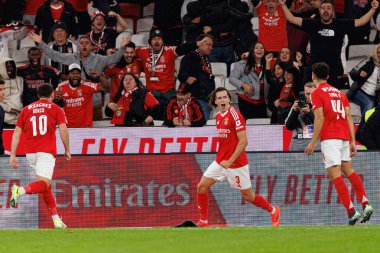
[198,100,212,121]
[352,90,374,116]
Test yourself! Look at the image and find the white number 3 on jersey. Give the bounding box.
[330,100,346,119]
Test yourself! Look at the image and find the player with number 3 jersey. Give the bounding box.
[9,84,71,229]
[195,87,280,227]
[306,62,373,225]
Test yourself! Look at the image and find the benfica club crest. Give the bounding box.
[67,47,73,53]
[174,109,179,115]
[77,89,82,97]
[160,57,165,63]
[224,119,229,125]
[133,66,137,73]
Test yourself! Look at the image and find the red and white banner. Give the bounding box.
[3,126,286,155]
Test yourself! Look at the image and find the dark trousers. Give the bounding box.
[237,97,267,120]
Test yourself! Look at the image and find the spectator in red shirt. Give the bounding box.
[105,73,160,127]
[9,83,71,229]
[103,42,143,101]
[54,63,107,128]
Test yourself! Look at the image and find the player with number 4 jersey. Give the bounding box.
[9,84,71,229]
[195,87,280,227]
[306,62,373,225]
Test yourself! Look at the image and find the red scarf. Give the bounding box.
[111,88,137,125]
[279,83,295,108]
[177,98,191,125]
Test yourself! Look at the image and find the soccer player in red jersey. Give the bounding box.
[305,62,373,225]
[9,83,71,229]
[196,87,280,227]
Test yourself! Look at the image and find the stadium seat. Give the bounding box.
[246,118,271,125]
[131,32,149,47]
[118,3,142,33]
[115,31,132,48]
[348,44,375,60]
[251,17,259,36]
[349,102,362,123]
[143,3,155,17]
[125,18,134,34]
[206,119,216,125]
[211,62,227,89]
[225,62,237,91]
[136,18,154,34]
[153,120,164,126]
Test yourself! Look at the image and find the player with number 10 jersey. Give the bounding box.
[17,97,67,156]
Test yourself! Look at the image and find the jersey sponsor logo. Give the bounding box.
[64,97,85,107]
[318,29,335,37]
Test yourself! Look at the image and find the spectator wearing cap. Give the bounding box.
[164,83,205,127]
[134,29,201,119]
[54,63,107,127]
[18,47,60,106]
[103,42,143,102]
[34,0,78,43]
[177,34,215,121]
[41,20,78,80]
[87,10,128,55]
[0,80,5,154]
[105,73,160,127]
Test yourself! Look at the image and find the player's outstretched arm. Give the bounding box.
[58,123,71,161]
[305,107,323,155]
[10,127,22,168]
[345,106,358,157]
[220,130,248,168]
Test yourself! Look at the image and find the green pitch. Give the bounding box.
[0,226,379,253]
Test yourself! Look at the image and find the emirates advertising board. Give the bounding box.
[1,152,379,228]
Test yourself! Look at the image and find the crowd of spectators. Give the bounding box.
[0,0,380,137]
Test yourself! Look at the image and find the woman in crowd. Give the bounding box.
[105,73,160,127]
[229,41,269,119]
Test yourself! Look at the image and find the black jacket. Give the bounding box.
[178,51,215,102]
[35,0,78,43]
[357,105,380,149]
[164,96,206,127]
[285,105,315,132]
[105,87,160,127]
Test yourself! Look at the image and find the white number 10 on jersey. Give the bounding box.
[30,115,48,136]
[331,100,345,119]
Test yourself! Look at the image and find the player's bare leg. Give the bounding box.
[327,165,360,225]
[240,188,280,226]
[342,161,373,223]
[196,176,217,227]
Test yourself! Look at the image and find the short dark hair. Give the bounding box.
[28,47,40,55]
[125,41,136,49]
[196,33,214,43]
[320,0,335,9]
[209,87,231,108]
[37,83,54,98]
[0,79,4,85]
[312,62,329,80]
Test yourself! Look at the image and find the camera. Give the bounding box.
[298,91,307,108]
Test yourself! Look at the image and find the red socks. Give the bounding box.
[252,194,273,213]
[333,177,355,216]
[197,193,209,221]
[348,172,369,208]
[41,185,58,215]
[23,180,48,194]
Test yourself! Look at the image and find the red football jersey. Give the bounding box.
[55,80,100,128]
[311,83,350,141]
[135,46,177,93]
[215,107,249,168]
[256,2,287,52]
[103,60,143,101]
[16,98,67,156]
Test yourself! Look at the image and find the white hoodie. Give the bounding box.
[0,58,23,124]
